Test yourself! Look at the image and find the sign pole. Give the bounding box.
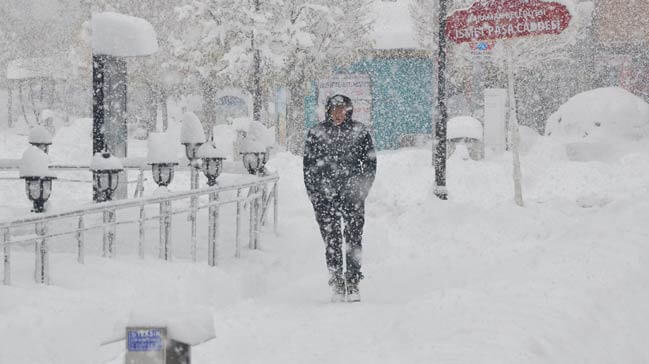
[505,41,524,207]
[434,0,449,200]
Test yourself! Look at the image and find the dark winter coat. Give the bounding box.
[303,118,377,204]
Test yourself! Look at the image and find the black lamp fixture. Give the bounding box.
[20,146,56,213]
[90,151,124,202]
[150,162,178,187]
[183,142,203,165]
[198,142,227,186]
[240,151,269,176]
[147,133,180,189]
[23,176,56,213]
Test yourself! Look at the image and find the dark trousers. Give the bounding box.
[312,198,365,287]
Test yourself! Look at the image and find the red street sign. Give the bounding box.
[446,0,572,44]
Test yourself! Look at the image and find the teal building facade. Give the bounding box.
[305,50,435,150]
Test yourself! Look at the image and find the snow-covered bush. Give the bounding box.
[546,87,649,142]
[545,87,649,161]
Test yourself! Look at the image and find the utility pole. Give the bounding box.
[252,0,262,122]
[434,0,448,200]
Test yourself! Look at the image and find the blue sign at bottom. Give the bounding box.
[127,328,163,352]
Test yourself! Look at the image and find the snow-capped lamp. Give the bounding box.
[239,121,271,176]
[180,112,206,166]
[20,146,56,213]
[147,133,179,188]
[197,140,227,186]
[90,151,124,202]
[28,125,53,154]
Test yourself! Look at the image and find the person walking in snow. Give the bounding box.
[303,94,377,302]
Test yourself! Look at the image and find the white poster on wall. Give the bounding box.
[317,73,372,125]
[483,88,507,158]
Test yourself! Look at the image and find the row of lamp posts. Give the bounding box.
[17,120,270,283]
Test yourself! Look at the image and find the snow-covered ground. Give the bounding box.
[2,116,649,363]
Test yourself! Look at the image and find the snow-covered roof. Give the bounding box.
[7,57,69,80]
[370,0,420,50]
[92,12,158,57]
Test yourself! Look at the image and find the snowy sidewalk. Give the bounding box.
[3,147,649,364]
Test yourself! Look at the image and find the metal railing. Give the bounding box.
[0,173,279,285]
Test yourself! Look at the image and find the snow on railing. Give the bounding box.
[0,174,279,285]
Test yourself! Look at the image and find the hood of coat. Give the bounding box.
[325,94,354,124]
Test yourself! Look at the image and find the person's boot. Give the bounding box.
[346,282,360,302]
[345,270,362,302]
[329,271,345,303]
[331,283,346,302]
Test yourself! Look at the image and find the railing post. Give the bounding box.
[159,200,172,261]
[76,216,85,264]
[188,167,200,262]
[134,168,145,198]
[254,184,261,249]
[102,209,116,258]
[34,222,49,285]
[138,204,145,259]
[208,192,219,266]
[249,186,255,250]
[2,228,10,285]
[235,188,242,258]
[273,181,279,236]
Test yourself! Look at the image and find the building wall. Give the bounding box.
[594,0,649,44]
[593,0,649,100]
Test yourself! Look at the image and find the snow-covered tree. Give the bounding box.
[169,0,373,149]
[278,0,373,151]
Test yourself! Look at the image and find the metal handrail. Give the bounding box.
[0,174,278,229]
[1,173,280,285]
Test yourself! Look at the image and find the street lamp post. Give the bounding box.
[241,148,269,250]
[181,112,206,262]
[198,142,227,266]
[90,152,124,258]
[20,146,56,284]
[435,0,449,200]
